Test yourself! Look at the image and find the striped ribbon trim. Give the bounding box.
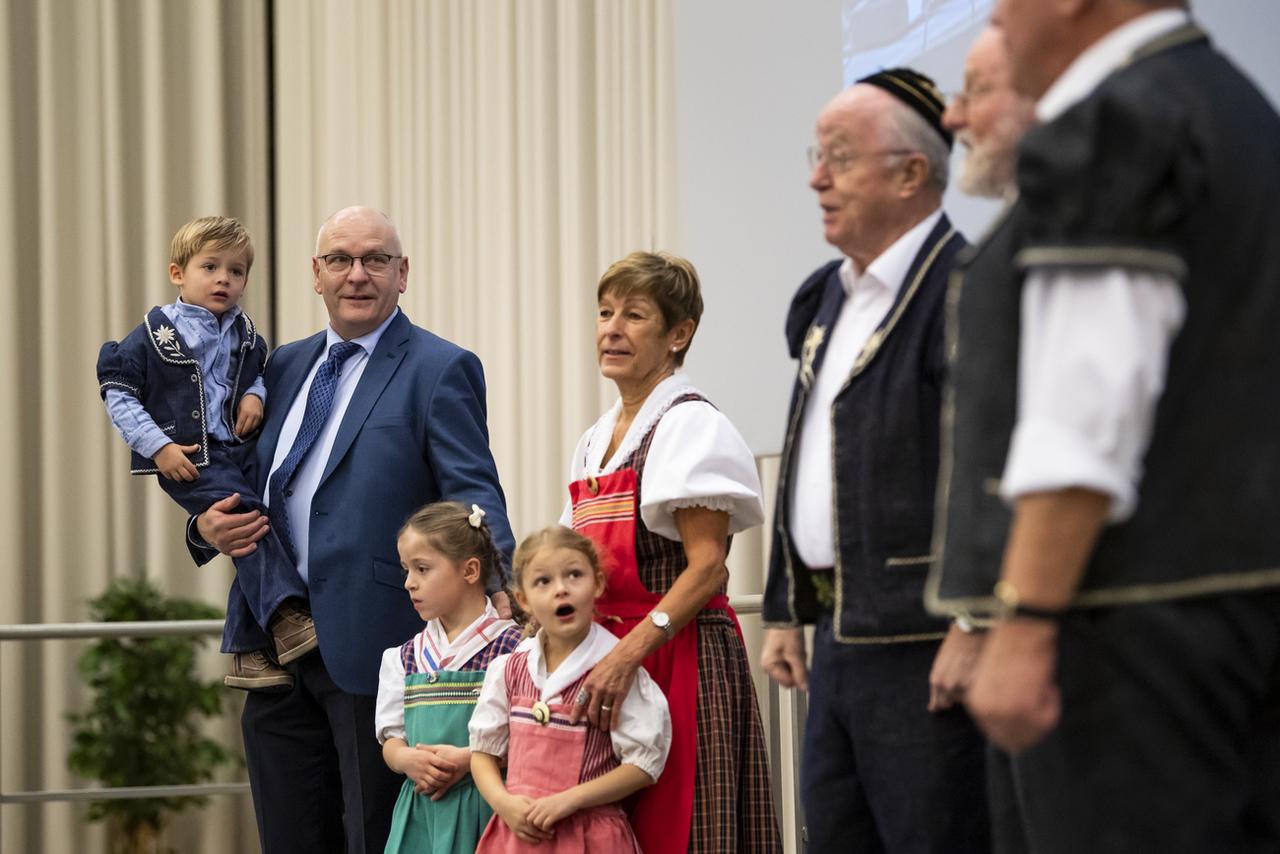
[511,705,584,733]
[571,493,635,528]
[404,681,484,710]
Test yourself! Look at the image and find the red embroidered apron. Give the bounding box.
[570,468,734,854]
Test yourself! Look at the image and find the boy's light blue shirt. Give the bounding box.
[104,298,267,461]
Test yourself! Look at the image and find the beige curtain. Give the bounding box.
[1,0,268,851]
[272,0,676,535]
[4,1,681,851]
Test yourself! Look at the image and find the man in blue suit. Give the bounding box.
[191,205,514,853]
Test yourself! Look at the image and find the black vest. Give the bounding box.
[764,215,968,640]
[929,25,1280,614]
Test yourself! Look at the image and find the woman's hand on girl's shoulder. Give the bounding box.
[570,646,640,730]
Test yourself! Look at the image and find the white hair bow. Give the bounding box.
[468,504,486,528]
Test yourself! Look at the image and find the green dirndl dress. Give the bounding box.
[383,669,492,854]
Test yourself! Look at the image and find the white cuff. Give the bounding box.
[1000,417,1136,522]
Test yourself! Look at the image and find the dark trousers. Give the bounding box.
[159,439,306,652]
[242,651,402,853]
[802,616,990,853]
[990,591,1280,854]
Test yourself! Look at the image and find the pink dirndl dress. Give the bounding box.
[475,651,642,853]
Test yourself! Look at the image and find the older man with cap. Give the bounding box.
[927,2,1280,851]
[760,68,989,853]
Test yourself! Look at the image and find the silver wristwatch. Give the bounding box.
[648,610,674,639]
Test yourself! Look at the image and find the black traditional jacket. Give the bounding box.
[929,24,1280,615]
[764,215,967,641]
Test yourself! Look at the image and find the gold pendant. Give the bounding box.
[531,700,551,726]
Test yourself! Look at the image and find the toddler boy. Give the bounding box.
[97,215,313,691]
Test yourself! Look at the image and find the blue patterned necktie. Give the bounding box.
[268,341,364,556]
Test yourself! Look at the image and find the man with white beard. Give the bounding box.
[944,26,1036,200]
[924,26,1036,715]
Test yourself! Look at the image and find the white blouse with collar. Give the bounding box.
[559,373,765,541]
[467,624,672,781]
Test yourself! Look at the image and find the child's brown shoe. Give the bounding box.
[224,650,293,692]
[269,599,319,665]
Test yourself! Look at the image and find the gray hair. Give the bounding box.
[880,97,950,194]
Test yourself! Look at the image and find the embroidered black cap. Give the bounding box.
[856,67,953,151]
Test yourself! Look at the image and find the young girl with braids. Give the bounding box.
[374,501,523,854]
[469,526,671,851]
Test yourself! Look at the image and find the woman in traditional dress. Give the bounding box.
[561,251,782,852]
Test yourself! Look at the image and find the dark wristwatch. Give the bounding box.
[993,581,1068,622]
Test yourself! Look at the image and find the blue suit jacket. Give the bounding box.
[194,310,514,696]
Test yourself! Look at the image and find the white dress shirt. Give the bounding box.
[1001,9,1190,522]
[789,210,943,569]
[267,308,400,583]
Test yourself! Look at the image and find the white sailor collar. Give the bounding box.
[522,622,618,703]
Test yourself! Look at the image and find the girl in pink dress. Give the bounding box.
[469,527,671,852]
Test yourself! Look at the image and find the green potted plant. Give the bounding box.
[66,577,236,854]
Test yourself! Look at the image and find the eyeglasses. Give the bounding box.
[807,146,915,174]
[946,82,997,111]
[317,253,401,274]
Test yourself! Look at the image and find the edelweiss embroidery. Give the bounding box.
[153,324,184,360]
[800,325,826,388]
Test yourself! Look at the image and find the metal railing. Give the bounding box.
[0,619,250,809]
[0,593,805,850]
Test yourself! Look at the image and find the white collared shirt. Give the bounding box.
[788,210,943,569]
[1001,10,1190,522]
[267,308,400,582]
[559,372,764,541]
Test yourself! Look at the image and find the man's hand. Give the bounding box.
[235,393,264,437]
[965,619,1060,753]
[154,443,201,481]
[195,493,269,558]
[490,591,512,619]
[761,627,809,690]
[928,623,986,712]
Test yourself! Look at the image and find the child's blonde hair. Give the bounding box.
[399,501,505,588]
[169,215,255,271]
[511,526,605,592]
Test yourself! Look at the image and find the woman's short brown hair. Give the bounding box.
[596,251,704,366]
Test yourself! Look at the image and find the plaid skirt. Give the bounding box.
[690,611,783,853]
[629,392,783,852]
